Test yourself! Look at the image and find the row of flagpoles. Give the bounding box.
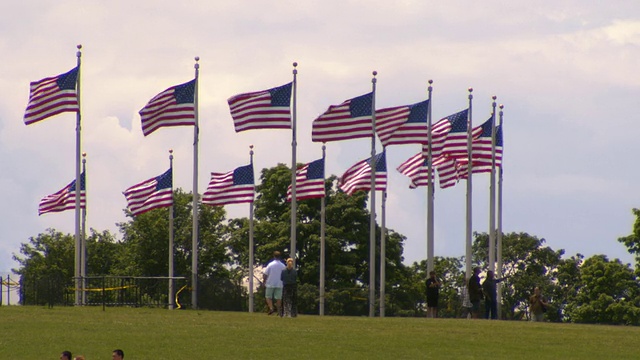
[25,47,505,316]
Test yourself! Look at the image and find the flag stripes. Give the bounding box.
[339,152,387,195]
[287,158,325,201]
[139,79,196,136]
[312,92,373,142]
[202,164,255,206]
[228,82,292,132]
[124,169,173,216]
[39,172,86,215]
[24,67,79,125]
[376,99,430,146]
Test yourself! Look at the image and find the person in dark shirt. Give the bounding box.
[468,267,484,319]
[425,271,441,318]
[482,270,507,320]
[281,258,298,317]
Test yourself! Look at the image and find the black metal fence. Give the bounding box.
[18,275,248,311]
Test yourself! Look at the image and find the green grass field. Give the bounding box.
[1,306,639,359]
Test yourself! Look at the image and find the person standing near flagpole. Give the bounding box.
[263,251,286,316]
[425,271,441,318]
[281,258,298,317]
[468,267,483,319]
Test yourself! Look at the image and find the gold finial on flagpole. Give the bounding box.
[194,56,200,70]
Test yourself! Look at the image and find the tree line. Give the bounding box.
[12,164,640,324]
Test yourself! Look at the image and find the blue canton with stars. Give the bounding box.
[174,80,196,104]
[233,164,254,185]
[366,152,387,172]
[495,125,503,146]
[57,67,79,90]
[68,171,86,191]
[269,82,292,107]
[155,169,173,190]
[478,117,493,137]
[306,158,325,179]
[349,92,373,117]
[406,99,430,123]
[447,109,470,133]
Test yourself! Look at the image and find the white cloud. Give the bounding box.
[1,1,638,272]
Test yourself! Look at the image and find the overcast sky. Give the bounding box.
[1,1,639,274]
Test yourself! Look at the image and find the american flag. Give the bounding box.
[139,79,196,136]
[339,152,387,196]
[376,99,430,146]
[124,169,173,216]
[24,67,79,125]
[202,164,254,206]
[396,152,434,189]
[287,158,325,201]
[39,172,86,215]
[440,109,484,159]
[397,152,460,189]
[228,82,292,132]
[312,92,373,142]
[433,155,460,189]
[457,123,504,178]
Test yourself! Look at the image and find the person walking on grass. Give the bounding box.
[263,251,286,316]
[529,286,549,322]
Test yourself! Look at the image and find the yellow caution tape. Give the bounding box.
[175,285,189,309]
[67,285,138,292]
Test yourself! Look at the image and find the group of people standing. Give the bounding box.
[426,267,549,321]
[60,349,123,360]
[263,251,298,317]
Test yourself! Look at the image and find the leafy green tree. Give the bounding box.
[618,208,640,274]
[12,229,75,305]
[473,232,564,320]
[563,255,640,325]
[227,164,408,316]
[403,257,465,318]
[117,188,239,309]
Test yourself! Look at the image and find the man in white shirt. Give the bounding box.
[263,251,286,315]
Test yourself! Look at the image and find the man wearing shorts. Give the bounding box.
[263,251,286,315]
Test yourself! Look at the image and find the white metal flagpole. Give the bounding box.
[191,56,200,309]
[320,144,326,316]
[249,145,255,313]
[496,104,505,318]
[380,180,387,317]
[74,44,83,306]
[465,88,473,278]
[426,80,434,273]
[290,62,298,264]
[169,149,175,309]
[489,96,497,273]
[81,152,87,305]
[368,71,378,317]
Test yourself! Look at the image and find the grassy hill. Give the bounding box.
[1,306,638,359]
